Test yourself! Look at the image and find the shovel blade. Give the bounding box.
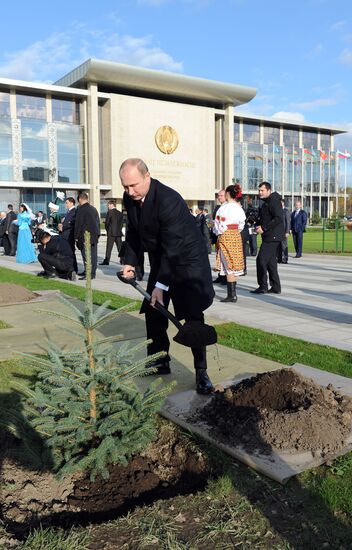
[173,321,217,348]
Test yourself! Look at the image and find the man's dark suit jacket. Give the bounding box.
[105,208,123,237]
[124,178,214,320]
[44,235,74,259]
[291,209,307,233]
[258,191,284,243]
[0,218,6,238]
[5,211,17,233]
[74,203,100,250]
[61,207,76,246]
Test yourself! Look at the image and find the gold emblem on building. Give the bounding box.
[155,125,179,155]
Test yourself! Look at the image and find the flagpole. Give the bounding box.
[344,155,347,215]
[272,142,275,192]
[292,144,295,208]
[310,151,313,218]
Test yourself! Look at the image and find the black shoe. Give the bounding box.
[145,360,171,375]
[294,255,302,258]
[44,273,56,279]
[250,287,267,294]
[213,274,226,284]
[220,281,238,303]
[99,260,109,265]
[196,369,214,395]
[79,275,96,280]
[78,271,86,277]
[36,271,46,277]
[268,288,281,294]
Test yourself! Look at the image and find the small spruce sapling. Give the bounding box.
[20,231,175,479]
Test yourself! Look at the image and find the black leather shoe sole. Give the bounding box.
[196,384,214,395]
[250,288,267,294]
[268,288,281,294]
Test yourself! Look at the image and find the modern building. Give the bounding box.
[0,58,347,217]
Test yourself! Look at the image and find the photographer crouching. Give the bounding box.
[250,182,284,295]
[37,231,75,280]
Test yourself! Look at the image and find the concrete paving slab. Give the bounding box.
[161,364,352,484]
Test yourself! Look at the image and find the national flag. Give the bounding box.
[304,149,312,156]
[337,150,351,159]
[320,151,327,161]
[311,148,317,158]
[273,144,280,153]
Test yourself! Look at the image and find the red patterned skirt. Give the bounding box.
[215,230,245,276]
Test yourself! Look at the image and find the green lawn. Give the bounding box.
[288,226,352,254]
[0,320,11,329]
[0,266,140,310]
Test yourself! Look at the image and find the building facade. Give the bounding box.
[0,59,346,217]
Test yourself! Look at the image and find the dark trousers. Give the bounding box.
[292,231,303,256]
[256,241,281,292]
[279,237,288,263]
[105,235,122,262]
[3,232,17,255]
[81,243,98,277]
[145,295,207,370]
[38,252,74,276]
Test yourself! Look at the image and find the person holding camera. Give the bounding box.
[37,231,75,280]
[250,182,284,295]
[213,184,246,303]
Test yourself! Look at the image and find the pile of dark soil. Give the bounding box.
[0,283,38,305]
[0,421,210,534]
[196,368,352,456]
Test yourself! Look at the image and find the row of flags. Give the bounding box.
[249,148,351,163]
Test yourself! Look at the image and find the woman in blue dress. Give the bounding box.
[15,203,37,264]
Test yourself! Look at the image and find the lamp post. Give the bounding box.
[49,167,57,201]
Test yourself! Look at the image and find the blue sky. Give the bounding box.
[0,0,351,154]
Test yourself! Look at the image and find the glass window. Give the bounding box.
[56,123,85,183]
[0,91,10,117]
[302,130,317,149]
[0,115,12,181]
[52,98,80,124]
[234,121,240,142]
[283,128,299,147]
[243,121,260,143]
[263,124,280,145]
[21,120,49,182]
[17,93,46,120]
[247,144,263,190]
[320,132,331,151]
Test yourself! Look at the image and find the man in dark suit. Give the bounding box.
[3,204,18,256]
[100,200,123,265]
[59,197,78,273]
[74,192,100,280]
[37,231,75,279]
[250,182,284,295]
[120,158,215,394]
[291,200,307,258]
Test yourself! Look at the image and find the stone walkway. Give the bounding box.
[1,239,351,351]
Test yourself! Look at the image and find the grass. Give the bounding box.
[0,320,11,329]
[0,266,140,310]
[288,226,352,254]
[216,321,352,377]
[17,527,89,550]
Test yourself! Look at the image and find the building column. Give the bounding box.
[224,104,234,186]
[215,116,223,190]
[87,82,100,211]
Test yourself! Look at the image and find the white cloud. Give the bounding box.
[305,43,324,58]
[0,25,183,82]
[339,48,352,65]
[291,97,337,110]
[272,111,306,122]
[330,20,346,32]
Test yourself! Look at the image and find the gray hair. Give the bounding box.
[119,158,149,176]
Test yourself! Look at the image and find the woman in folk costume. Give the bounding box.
[15,203,37,264]
[214,184,246,303]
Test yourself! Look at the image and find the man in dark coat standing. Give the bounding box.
[74,192,100,280]
[250,182,284,295]
[100,200,123,265]
[120,158,215,394]
[3,204,18,256]
[291,200,307,258]
[59,196,78,273]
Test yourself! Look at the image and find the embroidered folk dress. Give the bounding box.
[213,201,246,276]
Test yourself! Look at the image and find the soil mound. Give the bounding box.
[0,283,38,305]
[197,368,352,456]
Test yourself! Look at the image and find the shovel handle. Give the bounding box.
[117,271,183,330]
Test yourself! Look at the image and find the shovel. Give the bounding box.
[117,271,217,348]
